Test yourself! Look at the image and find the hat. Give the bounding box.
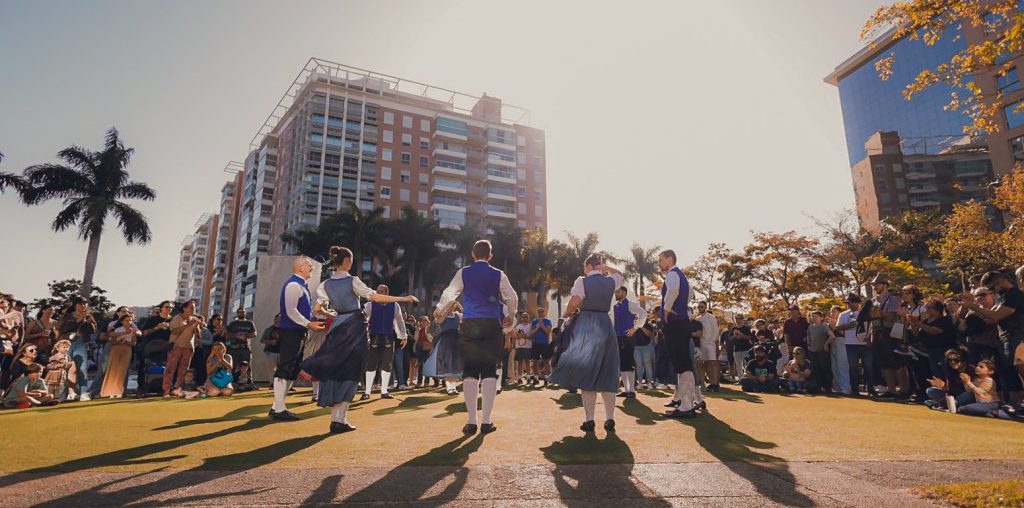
[871,273,890,285]
[845,293,863,303]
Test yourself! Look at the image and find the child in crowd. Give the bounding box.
[3,364,54,408]
[44,339,76,401]
[783,347,813,393]
[514,313,532,384]
[179,369,201,399]
[925,348,971,411]
[957,359,1000,416]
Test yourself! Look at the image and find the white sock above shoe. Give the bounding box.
[364,371,375,396]
[272,377,288,413]
[481,378,497,424]
[464,377,479,425]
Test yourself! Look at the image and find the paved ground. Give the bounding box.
[4,460,1023,506]
[1,386,1021,506]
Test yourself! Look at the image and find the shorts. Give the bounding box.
[515,348,532,361]
[530,344,552,360]
[460,318,504,380]
[699,340,718,363]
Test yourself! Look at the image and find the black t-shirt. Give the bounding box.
[921,315,958,351]
[732,326,754,351]
[226,320,257,349]
[995,286,1024,343]
[636,322,656,347]
[745,359,775,378]
[141,316,173,342]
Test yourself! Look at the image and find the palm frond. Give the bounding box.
[23,164,93,201]
[111,202,151,244]
[117,181,156,201]
[51,198,87,233]
[56,146,98,172]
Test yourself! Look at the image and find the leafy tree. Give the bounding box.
[391,206,445,310]
[862,255,949,297]
[685,242,730,308]
[726,231,820,307]
[993,169,1024,269]
[31,279,114,316]
[18,128,155,297]
[863,0,1024,135]
[931,201,1007,289]
[878,210,943,266]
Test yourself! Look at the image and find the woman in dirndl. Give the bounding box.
[300,246,417,434]
[548,254,624,434]
[423,302,464,395]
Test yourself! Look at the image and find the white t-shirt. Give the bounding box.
[515,323,532,349]
[838,310,864,346]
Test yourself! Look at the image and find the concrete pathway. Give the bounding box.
[2,460,1021,506]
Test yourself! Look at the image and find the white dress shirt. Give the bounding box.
[435,260,518,317]
[570,271,626,305]
[661,268,693,315]
[283,279,312,328]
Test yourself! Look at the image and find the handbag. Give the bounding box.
[209,368,232,389]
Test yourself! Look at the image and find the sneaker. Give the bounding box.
[580,420,596,433]
[603,419,616,432]
[695,400,707,411]
[79,393,91,402]
[480,423,498,434]
[446,389,458,396]
[398,385,409,390]
[877,391,896,400]
[655,383,668,390]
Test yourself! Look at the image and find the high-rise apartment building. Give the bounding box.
[179,59,546,315]
[207,171,243,316]
[177,213,219,316]
[825,12,1024,229]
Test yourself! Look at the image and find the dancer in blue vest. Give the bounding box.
[613,286,647,399]
[658,249,703,419]
[360,284,408,400]
[301,246,417,433]
[424,302,464,396]
[434,240,518,435]
[270,256,327,421]
[549,254,625,433]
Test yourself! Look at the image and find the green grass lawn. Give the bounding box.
[916,480,1024,507]
[1,386,1020,473]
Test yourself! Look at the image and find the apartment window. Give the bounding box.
[1005,100,1024,129]
[518,153,527,164]
[877,180,888,190]
[381,167,392,180]
[401,133,412,146]
[1011,134,1024,161]
[402,115,413,129]
[420,119,430,132]
[533,172,543,183]
[419,173,429,185]
[401,152,411,164]
[518,169,527,181]
[400,189,410,202]
[895,178,905,189]
[383,112,394,125]
[419,155,429,167]
[382,149,393,162]
[998,67,1022,93]
[418,191,428,204]
[382,205,391,218]
[383,130,393,143]
[518,186,527,197]
[380,186,391,198]
[518,203,527,214]
[533,156,543,165]
[401,170,411,183]
[535,204,544,216]
[517,135,526,147]
[420,137,429,149]
[534,189,543,199]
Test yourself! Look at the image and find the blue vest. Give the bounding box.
[369,302,397,335]
[461,261,504,320]
[279,274,312,330]
[614,298,636,337]
[580,274,615,312]
[661,267,690,321]
[322,276,360,332]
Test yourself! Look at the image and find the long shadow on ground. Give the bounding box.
[541,433,670,507]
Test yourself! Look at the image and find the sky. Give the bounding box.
[0,0,885,306]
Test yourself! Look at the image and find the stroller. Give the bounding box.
[139,338,171,395]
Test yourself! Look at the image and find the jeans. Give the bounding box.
[392,347,406,387]
[955,391,1000,416]
[740,377,781,392]
[634,343,656,384]
[846,345,874,394]
[69,341,91,393]
[787,380,805,392]
[926,386,947,404]
[809,350,832,392]
[831,341,851,394]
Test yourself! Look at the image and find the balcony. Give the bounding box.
[434,128,468,142]
[433,144,468,159]
[485,186,516,202]
[486,139,517,152]
[907,184,938,194]
[485,208,516,219]
[432,181,468,194]
[431,201,467,213]
[904,170,936,181]
[485,168,516,184]
[432,160,468,177]
[486,154,516,168]
[910,198,940,208]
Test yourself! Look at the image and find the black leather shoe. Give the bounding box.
[604,419,616,432]
[696,401,707,411]
[616,391,629,398]
[462,423,478,435]
[329,422,357,434]
[381,393,394,399]
[625,392,637,399]
[665,409,697,419]
[269,409,300,421]
[580,420,596,433]
[664,400,681,408]
[359,393,370,401]
[480,423,497,434]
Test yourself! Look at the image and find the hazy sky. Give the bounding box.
[0,0,886,306]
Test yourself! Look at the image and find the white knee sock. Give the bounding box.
[625,371,635,393]
[445,379,457,392]
[481,377,497,424]
[272,377,288,412]
[581,390,597,422]
[331,402,350,423]
[380,371,391,394]
[312,380,319,398]
[679,372,696,410]
[364,371,375,395]
[463,377,479,425]
[619,372,628,392]
[601,392,616,421]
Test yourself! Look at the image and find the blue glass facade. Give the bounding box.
[837,34,971,165]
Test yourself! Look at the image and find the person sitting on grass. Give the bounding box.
[783,347,813,393]
[204,342,234,397]
[740,345,782,393]
[179,369,201,399]
[3,363,53,408]
[924,348,971,411]
[956,359,1000,417]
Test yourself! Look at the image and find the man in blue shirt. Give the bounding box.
[529,308,553,386]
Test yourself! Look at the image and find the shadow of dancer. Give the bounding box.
[341,434,484,506]
[540,433,669,507]
[372,395,450,416]
[551,392,582,411]
[672,411,815,506]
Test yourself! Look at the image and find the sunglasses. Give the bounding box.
[26,348,36,353]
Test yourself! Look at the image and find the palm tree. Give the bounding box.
[335,202,390,276]
[391,206,445,309]
[522,228,559,309]
[488,223,527,297]
[280,212,344,269]
[624,243,662,296]
[0,150,28,195]
[19,128,155,297]
[450,221,482,267]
